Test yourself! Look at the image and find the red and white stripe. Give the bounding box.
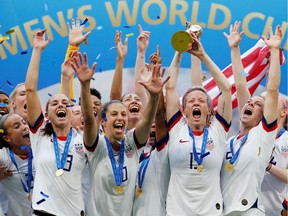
[202,39,286,110]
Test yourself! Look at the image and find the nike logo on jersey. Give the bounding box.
[179,139,189,143]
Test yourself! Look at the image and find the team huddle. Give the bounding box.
[0,18,287,216]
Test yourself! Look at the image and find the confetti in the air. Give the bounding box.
[92,77,95,80]
[40,191,49,198]
[80,18,88,26]
[70,98,77,103]
[126,33,134,37]
[44,3,48,11]
[0,36,9,41]
[96,53,101,60]
[109,46,115,50]
[6,80,13,88]
[5,29,15,35]
[36,199,46,205]
[123,25,132,28]
[96,26,103,30]
[21,51,28,55]
[66,104,74,108]
[241,71,248,77]
[157,16,160,19]
[48,93,52,97]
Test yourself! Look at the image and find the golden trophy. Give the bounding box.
[171,21,203,52]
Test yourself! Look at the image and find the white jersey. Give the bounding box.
[0,148,34,216]
[221,118,277,215]
[166,111,230,216]
[0,205,3,216]
[0,183,8,215]
[85,129,139,216]
[29,114,87,216]
[132,134,170,216]
[261,129,288,216]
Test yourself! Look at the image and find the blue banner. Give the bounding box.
[0,0,287,99]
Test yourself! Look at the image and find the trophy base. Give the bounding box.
[171,31,193,52]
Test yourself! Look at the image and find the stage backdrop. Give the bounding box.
[0,0,287,104]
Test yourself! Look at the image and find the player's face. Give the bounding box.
[11,84,27,121]
[46,94,72,128]
[0,94,10,116]
[122,93,143,123]
[183,90,210,130]
[70,105,83,132]
[240,96,264,128]
[91,95,102,118]
[3,114,30,148]
[104,103,128,142]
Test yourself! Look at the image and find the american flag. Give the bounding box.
[202,39,286,109]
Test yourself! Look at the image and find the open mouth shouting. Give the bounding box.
[192,108,201,120]
[23,131,30,141]
[114,122,124,133]
[56,110,67,119]
[129,104,140,114]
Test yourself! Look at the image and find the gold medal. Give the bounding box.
[135,187,142,197]
[27,193,31,201]
[115,186,124,195]
[55,169,64,177]
[197,164,203,172]
[225,163,234,172]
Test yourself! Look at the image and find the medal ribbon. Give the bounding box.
[277,128,285,139]
[137,155,150,189]
[188,126,209,166]
[53,129,73,170]
[105,136,125,186]
[229,133,248,165]
[9,146,33,194]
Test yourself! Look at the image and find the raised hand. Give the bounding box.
[115,30,128,59]
[137,24,150,52]
[0,165,13,180]
[223,21,244,48]
[71,52,97,84]
[138,64,170,96]
[149,45,162,65]
[0,40,3,44]
[187,32,206,58]
[61,51,78,79]
[67,17,91,46]
[33,29,50,50]
[262,25,282,50]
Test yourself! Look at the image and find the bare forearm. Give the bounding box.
[110,57,124,100]
[191,55,202,86]
[268,165,288,184]
[166,52,182,90]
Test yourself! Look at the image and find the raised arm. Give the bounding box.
[110,31,128,100]
[188,33,232,123]
[61,17,91,100]
[25,29,50,126]
[262,25,282,124]
[71,52,98,147]
[134,24,151,108]
[191,52,203,87]
[165,52,182,121]
[135,65,170,145]
[224,21,250,113]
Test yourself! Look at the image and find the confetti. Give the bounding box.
[0,103,7,107]
[157,16,160,19]
[109,46,115,50]
[0,36,9,41]
[36,199,46,205]
[125,33,134,37]
[66,104,74,108]
[44,3,48,11]
[84,39,88,45]
[80,18,88,26]
[202,76,206,81]
[96,26,103,30]
[5,29,15,35]
[48,93,52,97]
[96,53,101,60]
[92,77,95,80]
[70,98,77,103]
[40,191,49,198]
[21,51,28,55]
[241,71,248,77]
[98,68,103,73]
[123,25,131,28]
[6,80,13,88]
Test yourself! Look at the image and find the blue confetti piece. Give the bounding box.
[92,77,95,80]
[157,16,160,19]
[80,18,88,26]
[123,25,131,28]
[66,104,74,108]
[21,51,28,55]
[40,191,49,198]
[96,26,103,30]
[6,80,13,88]
[96,53,101,60]
[109,46,115,50]
[0,103,7,107]
[70,98,77,103]
[98,68,103,73]
[241,71,248,77]
[36,199,46,205]
[48,93,52,97]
